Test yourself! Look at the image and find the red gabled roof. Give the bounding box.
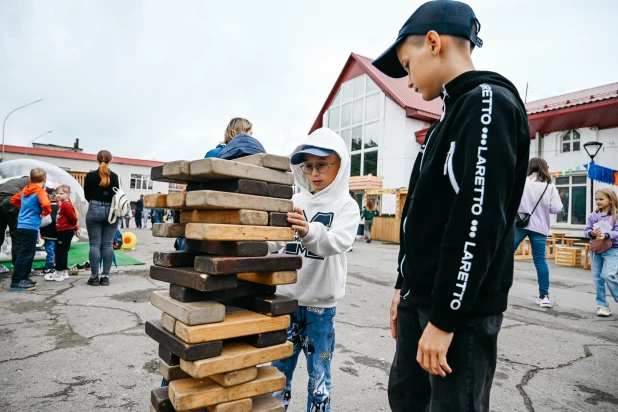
[2,144,165,168]
[310,53,442,133]
[526,83,618,114]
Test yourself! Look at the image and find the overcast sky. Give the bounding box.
[1,0,617,162]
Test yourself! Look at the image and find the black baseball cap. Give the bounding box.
[373,0,482,78]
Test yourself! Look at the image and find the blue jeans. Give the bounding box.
[514,228,550,296]
[86,201,117,277]
[272,306,336,412]
[12,229,39,284]
[590,247,618,307]
[43,239,56,270]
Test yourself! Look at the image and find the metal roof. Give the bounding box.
[526,83,618,114]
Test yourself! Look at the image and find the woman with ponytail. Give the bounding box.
[84,150,120,286]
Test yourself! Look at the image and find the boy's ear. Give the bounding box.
[426,31,441,56]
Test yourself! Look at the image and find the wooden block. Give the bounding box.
[225,295,298,317]
[209,367,258,388]
[152,166,191,184]
[175,308,290,344]
[185,191,293,213]
[151,291,226,326]
[268,212,292,227]
[170,366,285,411]
[145,321,223,361]
[240,330,288,348]
[145,194,168,208]
[267,184,293,199]
[161,358,191,381]
[252,395,285,412]
[186,224,294,242]
[154,251,198,268]
[180,343,293,378]
[167,192,187,208]
[151,405,157,412]
[185,240,268,257]
[153,223,186,238]
[150,266,237,292]
[180,210,268,226]
[234,154,291,171]
[186,179,268,197]
[161,312,177,333]
[237,271,297,286]
[169,282,276,303]
[194,255,301,275]
[151,387,175,412]
[159,344,180,366]
[189,158,294,185]
[206,398,252,412]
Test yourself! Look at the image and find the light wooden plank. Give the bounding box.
[190,158,294,185]
[252,395,285,412]
[209,367,258,388]
[151,291,226,326]
[233,154,291,171]
[167,192,187,208]
[237,271,297,286]
[180,210,268,226]
[206,398,252,412]
[152,223,186,238]
[161,312,177,333]
[145,194,168,208]
[185,224,294,242]
[185,191,293,213]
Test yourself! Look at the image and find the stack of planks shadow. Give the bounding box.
[144,154,300,412]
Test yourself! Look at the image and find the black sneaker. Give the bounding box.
[25,278,37,286]
[84,261,91,269]
[87,276,100,286]
[100,276,110,286]
[10,280,37,291]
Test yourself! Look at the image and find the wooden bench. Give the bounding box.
[555,247,582,267]
[514,238,532,260]
[551,232,567,245]
[574,242,591,270]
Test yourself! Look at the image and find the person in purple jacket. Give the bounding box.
[514,158,563,308]
[584,188,618,317]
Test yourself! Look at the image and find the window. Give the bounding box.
[555,175,587,225]
[130,174,153,191]
[329,74,381,177]
[560,130,580,153]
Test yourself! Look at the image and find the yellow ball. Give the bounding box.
[121,231,137,250]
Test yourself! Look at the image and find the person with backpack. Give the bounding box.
[84,150,120,286]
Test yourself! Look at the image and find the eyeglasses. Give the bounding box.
[300,160,341,175]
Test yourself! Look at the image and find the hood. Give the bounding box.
[442,70,526,113]
[22,183,45,197]
[290,127,351,202]
[217,134,266,160]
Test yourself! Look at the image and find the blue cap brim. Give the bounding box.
[372,35,408,79]
[290,146,335,165]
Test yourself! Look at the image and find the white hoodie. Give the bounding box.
[277,128,360,308]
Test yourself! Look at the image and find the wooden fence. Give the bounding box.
[370,217,400,243]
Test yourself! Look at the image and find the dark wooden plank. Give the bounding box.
[194,255,302,275]
[238,330,288,348]
[267,184,293,199]
[159,344,180,366]
[185,239,268,257]
[153,251,198,268]
[268,212,292,227]
[169,282,276,303]
[224,294,298,317]
[151,387,175,412]
[150,266,237,292]
[186,179,268,196]
[151,165,189,184]
[146,321,223,361]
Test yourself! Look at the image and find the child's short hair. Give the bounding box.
[30,168,46,183]
[56,184,71,194]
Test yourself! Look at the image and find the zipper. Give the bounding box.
[444,141,460,193]
[419,129,436,171]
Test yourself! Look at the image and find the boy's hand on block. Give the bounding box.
[288,207,309,238]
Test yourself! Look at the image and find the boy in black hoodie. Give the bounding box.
[372,1,529,411]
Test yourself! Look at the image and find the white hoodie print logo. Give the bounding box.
[285,212,334,260]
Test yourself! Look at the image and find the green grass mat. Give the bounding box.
[0,242,145,270]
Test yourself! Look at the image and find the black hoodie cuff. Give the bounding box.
[429,302,465,333]
[395,274,403,289]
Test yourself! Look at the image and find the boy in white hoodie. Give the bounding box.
[272,128,360,412]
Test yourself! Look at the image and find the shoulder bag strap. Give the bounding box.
[530,182,550,216]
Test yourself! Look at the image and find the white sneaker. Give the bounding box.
[60,270,70,280]
[535,295,552,308]
[596,306,612,317]
[44,271,65,282]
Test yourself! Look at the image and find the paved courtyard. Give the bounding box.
[0,228,616,411]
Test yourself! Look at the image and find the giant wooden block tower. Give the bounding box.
[145,154,299,412]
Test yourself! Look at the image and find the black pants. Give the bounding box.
[0,195,21,265]
[135,210,142,228]
[388,298,503,412]
[55,230,75,272]
[12,229,38,283]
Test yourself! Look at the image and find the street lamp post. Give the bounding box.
[1,98,44,162]
[24,130,53,156]
[583,141,603,214]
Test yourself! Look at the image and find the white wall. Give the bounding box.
[2,152,169,202]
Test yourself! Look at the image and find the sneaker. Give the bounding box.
[44,272,65,282]
[84,261,91,269]
[87,276,100,286]
[100,276,110,286]
[42,268,55,274]
[69,265,79,272]
[68,268,79,276]
[25,278,37,286]
[535,295,552,308]
[9,280,36,291]
[30,269,44,276]
[60,270,70,280]
[596,306,612,317]
[0,265,9,274]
